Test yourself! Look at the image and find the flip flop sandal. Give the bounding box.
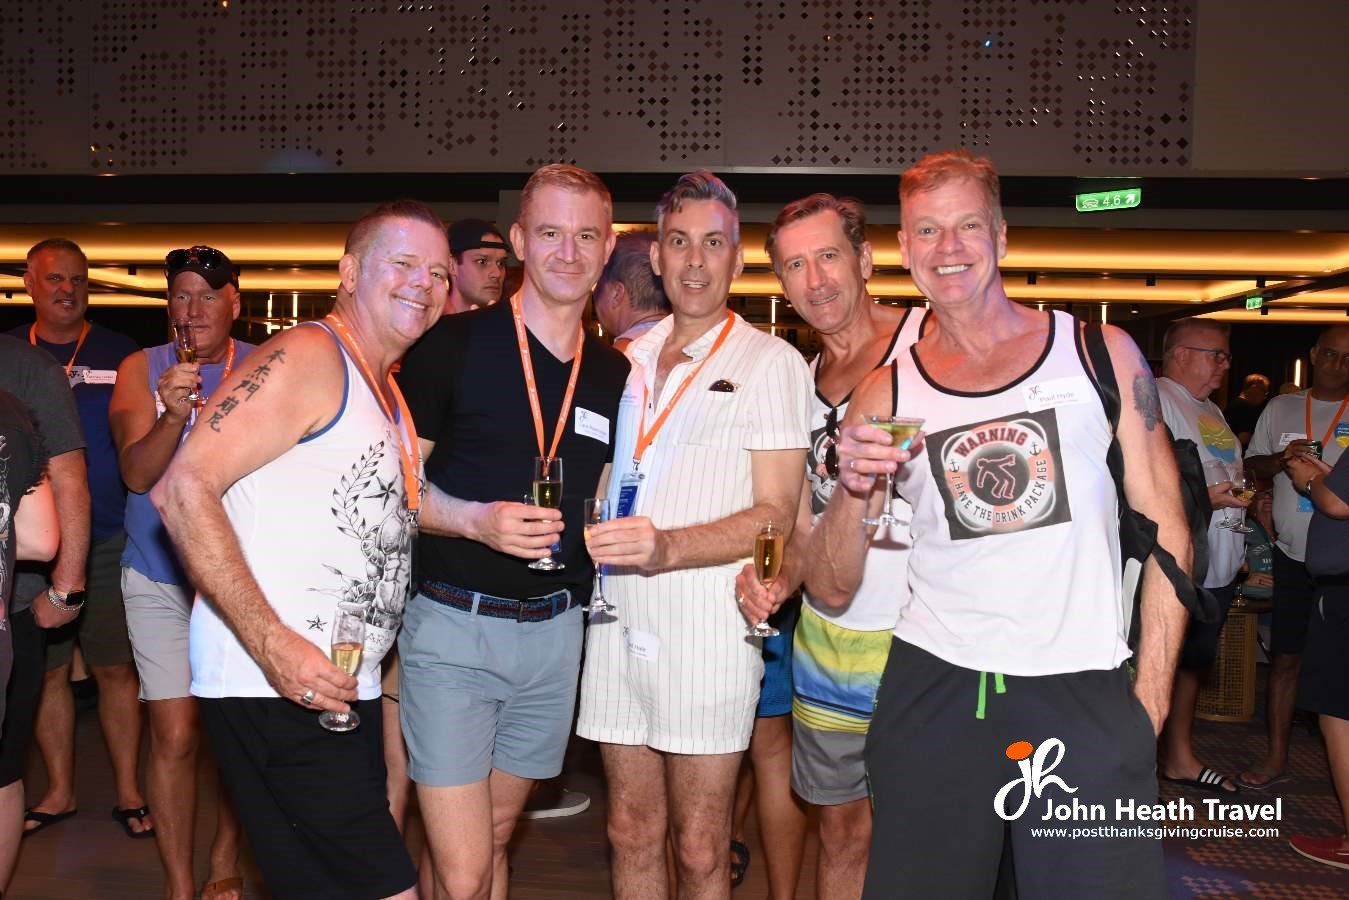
[22,808,77,839]
[200,875,244,900]
[1161,766,1239,795]
[1236,768,1294,791]
[730,839,750,888]
[111,805,156,839]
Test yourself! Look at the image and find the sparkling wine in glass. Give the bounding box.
[528,456,564,571]
[583,498,612,613]
[319,602,365,733]
[747,521,784,637]
[862,416,924,527]
[1229,464,1254,534]
[172,320,204,403]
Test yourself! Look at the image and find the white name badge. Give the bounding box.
[623,626,660,662]
[575,407,610,444]
[1023,375,1092,412]
[1278,432,1307,449]
[83,369,118,386]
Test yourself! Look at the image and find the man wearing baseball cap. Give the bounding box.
[445,218,509,314]
[109,244,253,899]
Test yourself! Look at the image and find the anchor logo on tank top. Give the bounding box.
[926,408,1072,539]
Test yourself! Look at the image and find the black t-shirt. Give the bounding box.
[1225,397,1265,440]
[399,301,630,599]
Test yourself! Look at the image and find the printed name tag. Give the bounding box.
[82,369,118,385]
[623,626,660,662]
[1023,376,1092,412]
[1336,422,1349,449]
[1278,432,1307,449]
[615,472,642,518]
[575,407,610,444]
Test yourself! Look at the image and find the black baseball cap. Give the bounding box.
[448,218,508,257]
[165,245,240,290]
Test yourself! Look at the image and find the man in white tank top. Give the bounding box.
[735,194,923,899]
[813,150,1193,899]
[152,202,450,900]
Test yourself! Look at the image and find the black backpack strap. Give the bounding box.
[1076,320,1218,641]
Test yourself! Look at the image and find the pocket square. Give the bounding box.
[709,379,737,393]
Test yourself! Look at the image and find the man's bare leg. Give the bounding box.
[816,798,871,900]
[1322,716,1349,843]
[602,743,669,900]
[0,781,25,891]
[1161,670,1237,789]
[1244,653,1301,785]
[204,783,242,899]
[668,751,743,900]
[418,769,533,900]
[92,662,151,831]
[748,716,806,900]
[26,665,77,827]
[146,698,199,898]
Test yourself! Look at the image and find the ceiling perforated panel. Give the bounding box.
[0,0,1196,175]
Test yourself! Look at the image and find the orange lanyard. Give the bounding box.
[633,311,736,470]
[1306,391,1349,446]
[509,292,584,461]
[324,315,422,517]
[30,322,90,376]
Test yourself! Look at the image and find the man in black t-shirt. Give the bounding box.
[398,164,629,899]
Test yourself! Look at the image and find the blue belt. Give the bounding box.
[419,580,575,623]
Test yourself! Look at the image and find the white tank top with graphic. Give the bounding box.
[189,323,418,700]
[891,311,1129,676]
[804,307,926,631]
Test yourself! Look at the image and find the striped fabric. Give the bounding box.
[577,313,813,754]
[791,604,892,733]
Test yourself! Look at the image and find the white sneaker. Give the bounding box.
[519,788,590,820]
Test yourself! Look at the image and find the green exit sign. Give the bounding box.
[1074,188,1142,213]
[1246,295,1264,310]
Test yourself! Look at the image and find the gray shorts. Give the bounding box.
[121,567,192,701]
[792,717,869,806]
[43,530,135,670]
[398,591,582,787]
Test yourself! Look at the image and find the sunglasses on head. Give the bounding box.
[824,406,840,480]
[166,246,231,273]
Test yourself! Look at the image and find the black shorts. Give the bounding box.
[1270,545,1316,655]
[1298,585,1349,721]
[200,697,415,900]
[1179,582,1237,671]
[862,640,1165,900]
[0,609,46,787]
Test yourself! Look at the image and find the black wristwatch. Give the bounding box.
[47,587,87,613]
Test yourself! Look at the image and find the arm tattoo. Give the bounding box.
[1132,372,1162,432]
[207,348,287,432]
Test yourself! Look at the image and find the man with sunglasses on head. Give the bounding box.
[1240,324,1349,792]
[733,194,924,899]
[8,239,152,844]
[109,246,252,900]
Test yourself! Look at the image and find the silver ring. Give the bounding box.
[849,459,857,472]
[736,595,744,605]
[301,688,316,706]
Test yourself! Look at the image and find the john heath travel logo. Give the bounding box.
[994,739,1285,826]
[994,739,1077,821]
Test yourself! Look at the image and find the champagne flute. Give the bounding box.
[172,320,204,402]
[528,456,565,571]
[1229,464,1254,534]
[747,521,784,637]
[583,498,613,613]
[319,602,365,733]
[1201,459,1235,529]
[861,416,924,527]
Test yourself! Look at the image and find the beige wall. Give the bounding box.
[1194,0,1349,174]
